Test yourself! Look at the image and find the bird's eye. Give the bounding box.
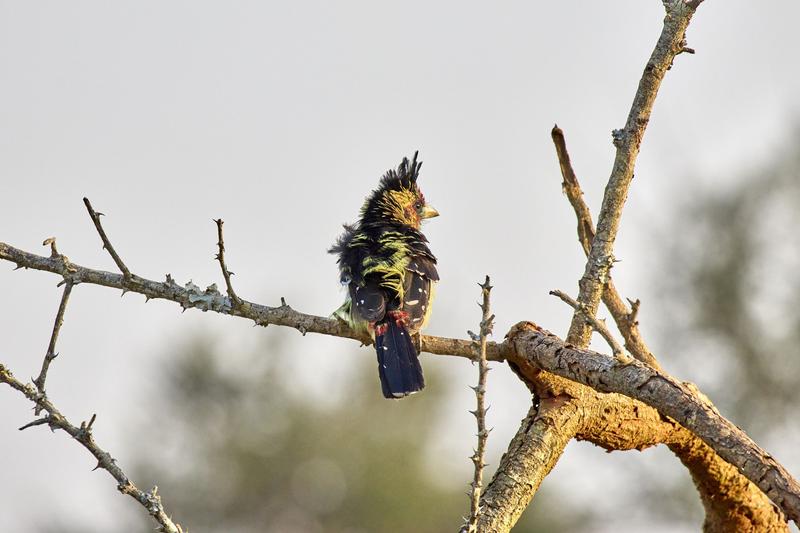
[414,202,422,210]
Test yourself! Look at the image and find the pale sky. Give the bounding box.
[2,1,799,531]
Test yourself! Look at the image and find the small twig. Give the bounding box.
[552,125,596,256]
[0,363,183,533]
[19,417,50,431]
[42,237,59,258]
[464,276,494,533]
[550,289,630,363]
[33,281,74,395]
[83,197,131,280]
[214,219,243,309]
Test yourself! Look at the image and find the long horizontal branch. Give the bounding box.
[504,321,800,524]
[0,241,507,362]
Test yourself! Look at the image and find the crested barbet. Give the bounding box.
[329,152,439,398]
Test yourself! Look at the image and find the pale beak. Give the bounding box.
[421,205,440,219]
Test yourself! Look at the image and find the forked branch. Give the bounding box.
[0,362,182,533]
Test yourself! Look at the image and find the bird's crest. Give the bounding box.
[378,151,422,193]
[359,152,430,228]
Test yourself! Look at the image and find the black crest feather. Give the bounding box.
[378,151,422,192]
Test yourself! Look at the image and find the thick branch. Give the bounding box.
[478,398,582,531]
[579,392,787,531]
[0,363,182,533]
[505,321,800,524]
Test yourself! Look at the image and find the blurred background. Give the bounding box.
[1,1,799,531]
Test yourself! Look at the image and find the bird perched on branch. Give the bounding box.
[330,153,439,398]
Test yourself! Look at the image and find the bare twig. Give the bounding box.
[83,197,131,280]
[549,289,629,362]
[463,276,494,533]
[552,125,596,256]
[214,218,243,309]
[565,0,701,347]
[42,237,60,258]
[550,125,660,370]
[32,281,74,394]
[0,363,183,533]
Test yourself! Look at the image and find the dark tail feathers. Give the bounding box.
[375,320,425,398]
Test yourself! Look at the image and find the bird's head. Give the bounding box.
[361,152,439,229]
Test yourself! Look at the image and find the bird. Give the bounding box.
[329,152,439,398]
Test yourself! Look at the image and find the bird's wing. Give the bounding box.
[350,280,386,323]
[402,256,437,330]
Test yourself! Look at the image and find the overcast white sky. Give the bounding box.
[2,1,799,531]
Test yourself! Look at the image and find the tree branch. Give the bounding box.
[479,5,707,526]
[214,218,243,310]
[549,289,630,362]
[551,125,661,369]
[83,197,131,280]
[464,277,494,532]
[504,321,800,524]
[0,240,508,363]
[0,362,183,533]
[551,121,781,529]
[479,398,582,531]
[578,392,787,530]
[565,0,700,346]
[32,280,74,395]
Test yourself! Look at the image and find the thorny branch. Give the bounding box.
[0,240,502,362]
[0,363,183,533]
[214,218,243,309]
[32,279,73,395]
[83,197,131,280]
[463,276,494,533]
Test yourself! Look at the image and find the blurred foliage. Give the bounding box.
[656,132,800,435]
[120,332,577,533]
